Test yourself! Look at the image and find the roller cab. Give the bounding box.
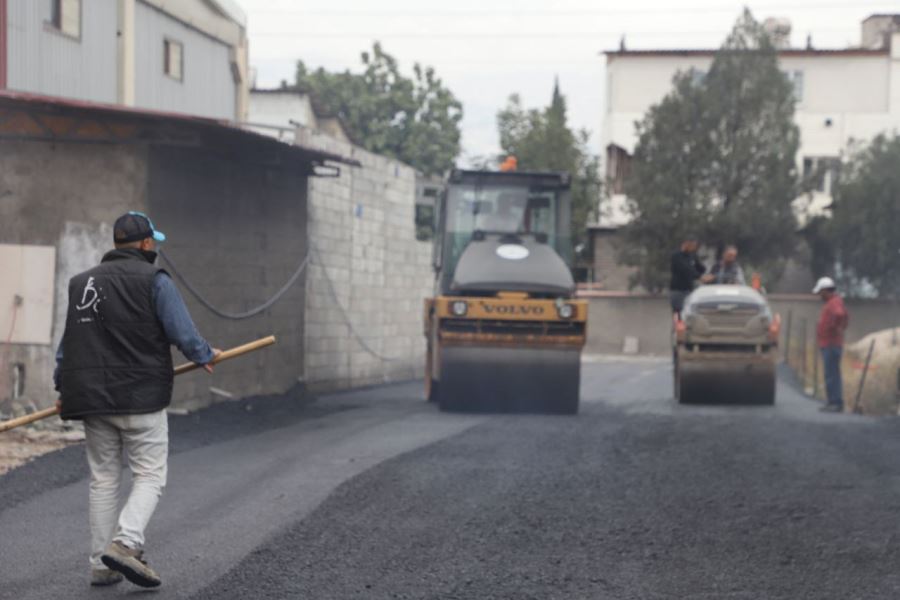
[424,169,586,413]
[673,285,780,405]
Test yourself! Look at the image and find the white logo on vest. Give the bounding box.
[75,277,104,322]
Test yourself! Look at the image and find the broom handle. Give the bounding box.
[0,335,277,434]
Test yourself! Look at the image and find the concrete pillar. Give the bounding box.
[117,0,135,106]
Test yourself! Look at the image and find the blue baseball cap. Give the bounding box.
[113,211,166,244]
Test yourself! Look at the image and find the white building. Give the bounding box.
[1,0,249,121]
[247,88,352,144]
[601,14,900,229]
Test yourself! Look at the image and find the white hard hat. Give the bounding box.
[812,276,836,294]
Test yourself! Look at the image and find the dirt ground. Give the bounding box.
[0,426,84,475]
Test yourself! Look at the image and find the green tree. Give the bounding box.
[830,134,900,296]
[496,82,601,270]
[294,43,463,175]
[622,10,800,290]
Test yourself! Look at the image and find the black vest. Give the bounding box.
[59,249,174,419]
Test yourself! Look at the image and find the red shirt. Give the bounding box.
[817,295,849,348]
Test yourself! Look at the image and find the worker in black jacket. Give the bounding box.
[669,236,711,314]
[55,212,220,589]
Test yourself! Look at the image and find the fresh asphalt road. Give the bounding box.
[4,358,900,599]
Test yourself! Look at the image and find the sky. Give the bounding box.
[240,0,897,163]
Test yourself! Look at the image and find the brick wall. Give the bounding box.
[297,129,433,391]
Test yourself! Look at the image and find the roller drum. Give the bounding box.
[676,348,776,405]
[437,345,581,414]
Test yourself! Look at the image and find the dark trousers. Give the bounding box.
[821,346,843,408]
[670,290,689,315]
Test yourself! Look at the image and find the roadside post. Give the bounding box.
[783,310,793,365]
[852,338,876,415]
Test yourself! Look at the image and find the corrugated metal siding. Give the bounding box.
[6,0,117,103]
[134,1,236,120]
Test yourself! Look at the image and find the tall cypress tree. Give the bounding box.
[497,81,601,272]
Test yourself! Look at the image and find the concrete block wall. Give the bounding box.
[583,292,900,357]
[297,129,433,390]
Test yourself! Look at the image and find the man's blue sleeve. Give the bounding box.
[153,273,215,365]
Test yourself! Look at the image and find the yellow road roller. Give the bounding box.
[424,169,587,413]
[673,285,781,404]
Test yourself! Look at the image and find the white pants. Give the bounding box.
[83,410,168,569]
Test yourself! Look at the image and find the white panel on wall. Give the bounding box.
[0,244,56,345]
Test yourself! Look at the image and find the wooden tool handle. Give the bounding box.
[0,335,277,434]
[173,335,277,375]
[0,407,60,434]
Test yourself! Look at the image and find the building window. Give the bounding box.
[803,156,840,195]
[50,0,81,38]
[164,39,184,81]
[786,70,804,103]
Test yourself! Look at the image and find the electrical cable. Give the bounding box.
[159,246,401,362]
[309,242,401,362]
[158,248,311,320]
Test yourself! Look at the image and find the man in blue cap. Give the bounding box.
[55,212,220,588]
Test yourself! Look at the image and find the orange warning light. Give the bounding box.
[499,156,518,172]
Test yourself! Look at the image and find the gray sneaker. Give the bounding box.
[100,541,162,588]
[90,568,124,587]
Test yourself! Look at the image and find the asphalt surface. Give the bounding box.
[5,358,900,599]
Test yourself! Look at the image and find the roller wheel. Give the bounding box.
[427,380,439,403]
[437,383,462,412]
[753,372,776,405]
[673,351,680,401]
[550,390,580,415]
[676,362,699,405]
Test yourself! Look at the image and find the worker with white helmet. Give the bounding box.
[813,276,849,413]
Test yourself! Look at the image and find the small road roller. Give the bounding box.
[673,285,780,405]
[423,168,587,414]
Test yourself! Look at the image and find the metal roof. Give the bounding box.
[0,90,360,169]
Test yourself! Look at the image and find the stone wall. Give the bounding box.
[0,141,148,416]
[0,139,310,414]
[297,129,433,391]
